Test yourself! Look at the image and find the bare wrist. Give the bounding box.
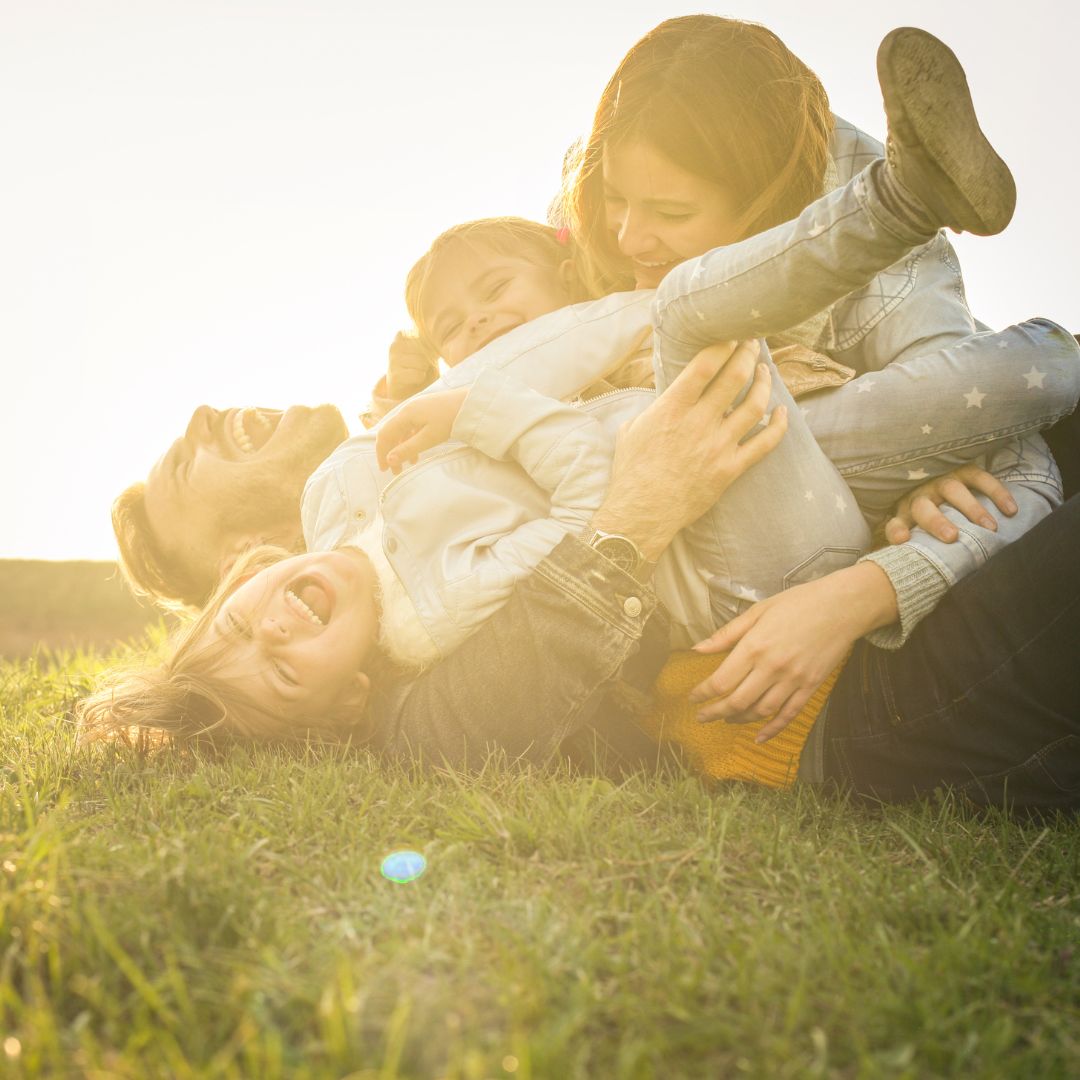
[836,561,900,634]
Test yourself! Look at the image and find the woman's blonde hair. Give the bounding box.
[404,216,584,358]
[564,15,834,296]
[77,546,380,751]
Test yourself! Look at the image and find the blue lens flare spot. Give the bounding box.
[380,850,427,883]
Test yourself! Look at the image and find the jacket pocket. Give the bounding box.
[770,344,856,399]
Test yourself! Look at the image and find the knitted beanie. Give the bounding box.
[639,650,846,790]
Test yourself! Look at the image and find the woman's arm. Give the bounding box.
[690,437,1065,737]
[881,463,1018,544]
[689,561,898,741]
[860,435,1062,647]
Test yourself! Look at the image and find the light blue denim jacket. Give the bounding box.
[818,119,1070,645]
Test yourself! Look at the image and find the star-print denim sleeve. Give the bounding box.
[860,434,1063,649]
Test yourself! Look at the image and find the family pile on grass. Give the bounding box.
[83,18,1080,811]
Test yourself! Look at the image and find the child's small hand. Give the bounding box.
[387,331,439,400]
[376,388,469,475]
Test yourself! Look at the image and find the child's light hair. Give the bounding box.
[404,216,586,359]
[561,15,834,297]
[77,546,380,751]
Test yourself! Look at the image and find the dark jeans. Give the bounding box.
[822,493,1080,810]
[1044,400,1080,500]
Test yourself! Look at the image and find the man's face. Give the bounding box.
[143,404,348,600]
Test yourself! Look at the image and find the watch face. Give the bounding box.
[594,535,639,573]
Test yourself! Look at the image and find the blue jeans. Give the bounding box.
[821,493,1080,810]
[1044,387,1080,499]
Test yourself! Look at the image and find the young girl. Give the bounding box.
[78,544,386,745]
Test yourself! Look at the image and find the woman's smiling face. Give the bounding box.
[203,547,379,727]
[601,138,743,289]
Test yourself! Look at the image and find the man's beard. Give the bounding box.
[216,469,308,548]
[213,407,345,549]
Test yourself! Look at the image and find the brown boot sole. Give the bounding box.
[877,27,1016,235]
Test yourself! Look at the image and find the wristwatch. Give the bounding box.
[583,528,653,582]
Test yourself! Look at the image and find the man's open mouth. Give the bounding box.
[228,408,281,455]
[286,575,333,626]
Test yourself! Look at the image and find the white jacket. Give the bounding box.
[301,291,719,666]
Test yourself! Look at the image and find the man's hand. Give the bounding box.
[590,341,787,560]
[688,562,898,742]
[375,388,469,475]
[386,331,439,401]
[884,463,1018,544]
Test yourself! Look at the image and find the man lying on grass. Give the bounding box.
[91,335,1080,810]
[98,19,1080,808]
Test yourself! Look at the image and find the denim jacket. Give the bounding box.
[368,534,674,772]
[821,119,1067,645]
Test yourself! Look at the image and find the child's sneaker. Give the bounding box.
[877,27,1016,236]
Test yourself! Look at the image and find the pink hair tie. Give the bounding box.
[555,227,571,246]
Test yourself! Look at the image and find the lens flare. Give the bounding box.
[380,850,427,883]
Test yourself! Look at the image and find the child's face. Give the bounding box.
[204,548,379,729]
[423,244,575,366]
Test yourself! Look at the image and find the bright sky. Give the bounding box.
[3,0,1077,560]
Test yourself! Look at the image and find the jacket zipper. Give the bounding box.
[573,386,654,408]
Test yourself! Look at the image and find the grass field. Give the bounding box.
[1,640,1078,1078]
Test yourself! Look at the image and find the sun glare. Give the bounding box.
[1,1,1076,560]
